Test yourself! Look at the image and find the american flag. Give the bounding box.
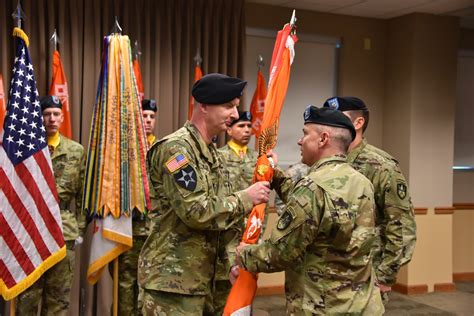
[0,30,65,300]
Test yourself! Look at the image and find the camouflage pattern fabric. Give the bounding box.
[16,134,85,315]
[52,134,86,241]
[141,289,206,316]
[16,241,76,316]
[240,155,384,315]
[138,122,254,312]
[347,138,416,286]
[274,161,309,216]
[218,143,257,191]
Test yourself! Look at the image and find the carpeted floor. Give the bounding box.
[253,281,474,315]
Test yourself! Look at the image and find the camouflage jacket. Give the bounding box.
[274,162,309,216]
[51,134,86,241]
[138,121,254,295]
[240,155,383,315]
[218,143,257,191]
[347,139,416,286]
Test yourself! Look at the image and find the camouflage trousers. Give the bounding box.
[109,235,147,316]
[141,281,231,316]
[16,241,75,316]
[205,279,232,316]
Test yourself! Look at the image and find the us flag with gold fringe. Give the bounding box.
[0,28,65,300]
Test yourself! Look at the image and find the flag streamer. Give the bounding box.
[84,34,150,284]
[224,14,298,315]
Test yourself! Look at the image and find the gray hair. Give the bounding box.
[314,125,352,153]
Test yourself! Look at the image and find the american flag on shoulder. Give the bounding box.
[0,27,66,301]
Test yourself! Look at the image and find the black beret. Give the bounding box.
[230,111,252,126]
[142,99,157,112]
[40,95,62,112]
[323,96,368,112]
[192,73,247,105]
[304,105,356,141]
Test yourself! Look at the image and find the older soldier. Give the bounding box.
[17,95,85,315]
[138,73,271,315]
[324,96,416,301]
[112,98,158,316]
[236,106,384,315]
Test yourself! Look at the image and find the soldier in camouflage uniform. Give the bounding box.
[237,106,384,314]
[324,96,416,302]
[112,99,158,316]
[274,161,309,216]
[17,95,86,316]
[138,73,271,315]
[215,111,257,312]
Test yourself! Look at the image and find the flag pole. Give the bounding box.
[113,258,119,316]
[49,29,59,50]
[8,2,25,314]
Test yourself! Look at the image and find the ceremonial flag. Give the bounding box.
[224,13,298,316]
[49,50,72,138]
[0,27,66,300]
[84,34,150,284]
[249,70,267,144]
[188,65,202,120]
[0,75,6,128]
[133,58,144,101]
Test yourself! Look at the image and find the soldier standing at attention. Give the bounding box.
[236,106,384,315]
[17,95,86,315]
[113,98,158,315]
[138,73,271,315]
[323,96,416,302]
[219,110,257,189]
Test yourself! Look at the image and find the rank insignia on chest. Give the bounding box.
[397,182,407,199]
[277,210,293,230]
[166,153,189,173]
[174,165,197,191]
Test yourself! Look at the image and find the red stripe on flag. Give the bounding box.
[0,212,36,278]
[0,168,52,261]
[15,160,64,248]
[34,150,60,203]
[0,258,17,288]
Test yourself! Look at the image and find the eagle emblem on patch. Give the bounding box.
[166,153,189,173]
[174,165,197,191]
[397,182,407,200]
[277,210,293,230]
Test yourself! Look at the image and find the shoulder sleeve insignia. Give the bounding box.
[277,210,294,230]
[174,165,197,191]
[166,153,189,173]
[397,182,407,199]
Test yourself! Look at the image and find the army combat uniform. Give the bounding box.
[138,122,255,315]
[347,139,416,290]
[274,161,309,216]
[17,134,86,316]
[240,156,384,315]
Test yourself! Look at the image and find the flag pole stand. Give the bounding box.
[113,258,118,316]
[10,298,15,316]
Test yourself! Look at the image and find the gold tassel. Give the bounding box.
[13,27,29,47]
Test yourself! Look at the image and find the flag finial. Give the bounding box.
[12,1,26,29]
[290,10,297,34]
[194,49,202,67]
[257,54,265,71]
[110,16,122,35]
[133,40,142,61]
[50,29,60,50]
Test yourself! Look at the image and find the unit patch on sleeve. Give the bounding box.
[174,165,197,191]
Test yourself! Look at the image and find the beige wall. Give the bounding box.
[453,210,474,274]
[245,3,387,148]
